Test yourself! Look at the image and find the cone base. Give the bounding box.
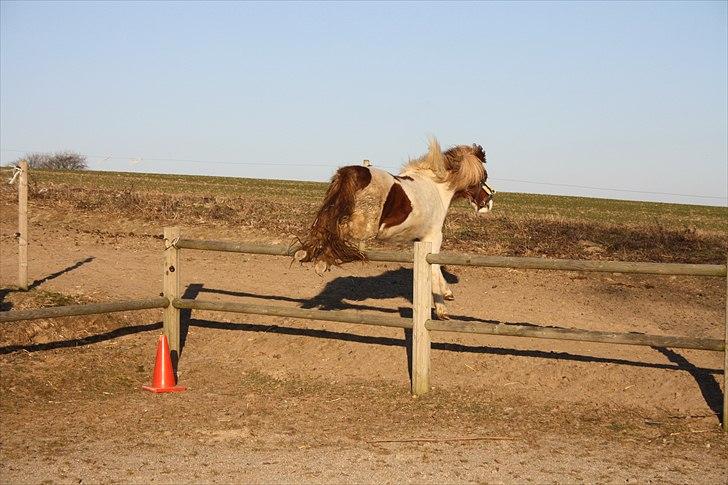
[142,384,186,393]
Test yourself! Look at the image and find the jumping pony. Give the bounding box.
[295,138,494,319]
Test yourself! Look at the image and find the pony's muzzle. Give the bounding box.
[478,198,494,214]
[477,183,495,214]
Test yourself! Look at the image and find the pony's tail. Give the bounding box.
[295,166,371,272]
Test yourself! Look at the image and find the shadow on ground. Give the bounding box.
[0,257,95,311]
[0,321,162,355]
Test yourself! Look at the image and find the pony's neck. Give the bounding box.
[434,181,458,210]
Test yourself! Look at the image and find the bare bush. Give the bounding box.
[18,151,87,170]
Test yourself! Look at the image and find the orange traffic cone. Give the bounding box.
[142,334,186,393]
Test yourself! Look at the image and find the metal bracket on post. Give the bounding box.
[163,226,181,369]
[412,241,432,396]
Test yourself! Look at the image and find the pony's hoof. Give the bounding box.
[434,305,450,320]
[294,250,308,262]
[314,260,329,275]
[444,291,455,301]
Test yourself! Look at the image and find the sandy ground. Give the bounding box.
[0,202,726,483]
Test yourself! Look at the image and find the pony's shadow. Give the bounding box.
[301,266,457,312]
[0,257,95,311]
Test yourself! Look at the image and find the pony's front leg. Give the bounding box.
[431,263,450,320]
[440,268,454,300]
[423,232,449,319]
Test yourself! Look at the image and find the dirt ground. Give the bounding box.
[0,201,726,484]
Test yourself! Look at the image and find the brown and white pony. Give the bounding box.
[295,138,494,319]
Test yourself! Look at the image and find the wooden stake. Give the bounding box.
[17,160,28,290]
[412,241,432,396]
[163,227,181,362]
[368,436,516,444]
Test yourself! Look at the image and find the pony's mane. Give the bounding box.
[401,138,485,191]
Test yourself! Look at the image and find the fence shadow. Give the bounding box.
[0,257,96,311]
[179,283,204,357]
[188,316,722,374]
[0,321,162,355]
[653,347,724,422]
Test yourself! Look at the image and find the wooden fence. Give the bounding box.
[1,226,726,431]
[169,229,727,431]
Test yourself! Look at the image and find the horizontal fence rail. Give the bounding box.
[427,319,725,352]
[427,253,727,277]
[176,239,296,256]
[173,298,412,329]
[0,297,170,323]
[175,239,415,263]
[175,239,725,277]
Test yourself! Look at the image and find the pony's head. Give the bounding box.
[449,143,495,214]
[460,179,495,214]
[402,139,494,213]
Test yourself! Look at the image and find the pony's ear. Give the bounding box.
[472,144,486,163]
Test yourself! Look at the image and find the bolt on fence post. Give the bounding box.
[412,241,432,396]
[163,226,181,368]
[17,160,28,290]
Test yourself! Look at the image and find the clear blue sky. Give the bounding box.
[1,1,726,206]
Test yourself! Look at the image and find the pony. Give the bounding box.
[295,138,494,319]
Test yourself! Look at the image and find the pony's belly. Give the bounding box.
[376,224,421,243]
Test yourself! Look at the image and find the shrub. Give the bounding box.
[18,151,87,170]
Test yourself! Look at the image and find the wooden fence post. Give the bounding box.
[412,241,432,396]
[724,257,727,432]
[17,160,28,290]
[163,226,181,365]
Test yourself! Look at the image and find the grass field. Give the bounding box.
[2,167,726,264]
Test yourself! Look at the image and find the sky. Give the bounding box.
[1,1,726,206]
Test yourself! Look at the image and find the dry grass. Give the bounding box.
[2,167,726,264]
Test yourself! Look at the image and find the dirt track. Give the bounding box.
[0,205,726,483]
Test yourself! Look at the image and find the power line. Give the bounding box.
[496,177,727,200]
[1,148,725,201]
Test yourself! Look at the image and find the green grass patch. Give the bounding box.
[1,167,726,263]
